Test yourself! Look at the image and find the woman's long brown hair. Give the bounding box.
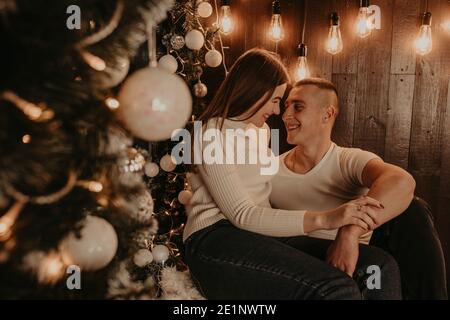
[198,48,291,129]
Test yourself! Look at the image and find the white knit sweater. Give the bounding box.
[182,118,306,242]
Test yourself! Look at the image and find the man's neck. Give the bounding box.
[289,139,332,174]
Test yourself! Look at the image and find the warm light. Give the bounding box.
[219,4,233,35]
[105,97,120,110]
[269,1,283,42]
[326,13,343,54]
[81,51,106,71]
[296,57,309,81]
[415,12,433,56]
[88,181,103,193]
[295,44,309,81]
[40,252,65,284]
[269,14,284,42]
[442,20,450,31]
[22,134,31,144]
[356,6,371,38]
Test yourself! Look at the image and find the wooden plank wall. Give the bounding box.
[210,0,450,292]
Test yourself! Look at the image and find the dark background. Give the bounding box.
[200,0,450,293]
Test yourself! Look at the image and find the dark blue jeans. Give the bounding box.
[184,219,402,300]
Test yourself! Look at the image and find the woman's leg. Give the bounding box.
[280,236,402,300]
[184,220,361,300]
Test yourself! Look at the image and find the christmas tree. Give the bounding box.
[0,0,227,299]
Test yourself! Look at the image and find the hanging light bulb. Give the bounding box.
[356,0,372,38]
[295,44,309,81]
[219,0,233,35]
[269,0,284,42]
[326,12,343,54]
[415,12,433,55]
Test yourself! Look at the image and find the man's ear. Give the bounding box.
[323,105,337,122]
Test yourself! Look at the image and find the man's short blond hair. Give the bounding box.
[293,78,339,112]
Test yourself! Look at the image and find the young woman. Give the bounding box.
[183,48,401,299]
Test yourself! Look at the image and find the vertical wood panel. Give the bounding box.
[281,0,306,79]
[438,77,450,271]
[390,0,421,74]
[302,0,333,80]
[332,74,357,147]
[409,0,446,212]
[332,0,359,74]
[353,0,393,157]
[385,75,415,169]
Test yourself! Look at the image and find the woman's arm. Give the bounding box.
[199,162,380,236]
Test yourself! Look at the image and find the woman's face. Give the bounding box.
[237,83,288,127]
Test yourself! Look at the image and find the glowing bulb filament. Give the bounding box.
[220,5,233,35]
[356,7,371,38]
[415,25,432,55]
[269,14,284,42]
[295,56,309,81]
[326,25,343,54]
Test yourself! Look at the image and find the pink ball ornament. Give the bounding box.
[197,1,213,18]
[185,30,205,50]
[117,67,192,141]
[59,216,118,271]
[178,190,193,205]
[205,50,223,68]
[158,54,178,74]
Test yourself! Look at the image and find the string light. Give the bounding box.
[269,0,284,42]
[22,134,31,144]
[1,91,54,122]
[326,12,343,54]
[105,97,120,110]
[415,12,433,55]
[356,0,372,38]
[219,0,233,35]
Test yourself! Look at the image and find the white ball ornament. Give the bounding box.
[193,81,208,98]
[59,216,118,271]
[205,50,223,68]
[158,54,178,74]
[133,249,154,267]
[160,154,177,172]
[144,162,160,178]
[178,190,193,205]
[117,67,192,141]
[197,1,213,18]
[185,30,205,50]
[152,245,170,263]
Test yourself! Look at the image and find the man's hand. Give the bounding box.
[327,226,360,277]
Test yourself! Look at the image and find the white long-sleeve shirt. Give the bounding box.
[183,118,306,242]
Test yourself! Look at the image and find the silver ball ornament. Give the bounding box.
[193,81,208,98]
[170,34,185,50]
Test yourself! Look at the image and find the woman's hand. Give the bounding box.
[321,196,383,230]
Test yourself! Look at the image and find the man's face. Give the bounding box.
[282,85,328,146]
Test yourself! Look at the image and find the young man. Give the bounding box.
[270,78,447,299]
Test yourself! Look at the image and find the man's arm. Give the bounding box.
[327,159,416,276]
[339,158,416,237]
